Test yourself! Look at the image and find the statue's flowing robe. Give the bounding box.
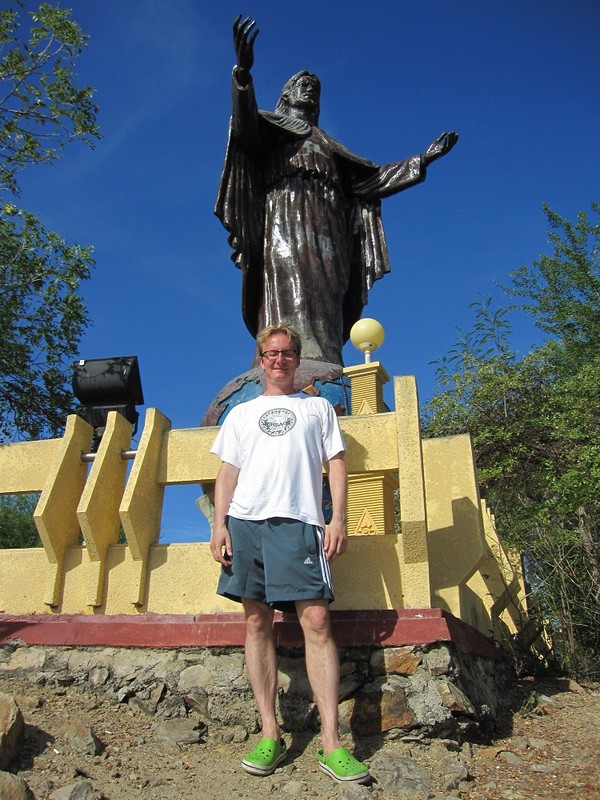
[215,75,427,365]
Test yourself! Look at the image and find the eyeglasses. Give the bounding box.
[260,349,298,360]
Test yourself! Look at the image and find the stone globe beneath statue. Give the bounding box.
[200,358,351,427]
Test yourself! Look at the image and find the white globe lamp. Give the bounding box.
[350,318,385,363]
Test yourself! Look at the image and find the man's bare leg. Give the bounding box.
[242,598,279,740]
[296,599,342,755]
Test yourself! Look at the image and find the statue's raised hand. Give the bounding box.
[423,131,458,166]
[233,15,259,86]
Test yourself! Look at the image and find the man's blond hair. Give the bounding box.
[257,324,302,357]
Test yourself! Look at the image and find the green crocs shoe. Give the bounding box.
[317,747,370,784]
[242,737,287,776]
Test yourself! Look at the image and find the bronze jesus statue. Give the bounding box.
[215,16,458,366]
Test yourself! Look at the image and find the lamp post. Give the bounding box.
[344,319,388,415]
[344,318,397,535]
[350,317,385,363]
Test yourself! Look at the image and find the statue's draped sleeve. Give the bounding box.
[341,150,426,340]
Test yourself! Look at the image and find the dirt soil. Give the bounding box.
[2,674,599,800]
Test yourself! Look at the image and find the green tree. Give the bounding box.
[0,493,40,547]
[1,1,100,440]
[510,202,600,360]
[424,204,600,680]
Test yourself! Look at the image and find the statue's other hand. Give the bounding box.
[233,15,259,85]
[423,131,459,165]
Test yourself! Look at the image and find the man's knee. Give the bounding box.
[296,601,332,639]
[243,599,274,635]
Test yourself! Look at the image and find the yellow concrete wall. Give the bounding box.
[0,376,531,641]
[0,439,62,493]
[465,500,530,645]
[422,434,486,625]
[0,537,408,615]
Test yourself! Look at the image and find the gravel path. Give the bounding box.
[1,674,599,799]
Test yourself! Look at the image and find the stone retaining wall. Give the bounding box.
[0,640,515,741]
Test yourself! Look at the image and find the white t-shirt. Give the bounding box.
[210,392,345,528]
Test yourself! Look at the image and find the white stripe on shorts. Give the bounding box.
[315,526,333,592]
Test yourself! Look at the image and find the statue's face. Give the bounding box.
[287,74,320,111]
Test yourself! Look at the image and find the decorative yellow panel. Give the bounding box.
[348,471,398,535]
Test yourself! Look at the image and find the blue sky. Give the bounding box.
[15,1,600,542]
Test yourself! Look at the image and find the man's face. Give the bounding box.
[287,75,320,111]
[259,333,300,390]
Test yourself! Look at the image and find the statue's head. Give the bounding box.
[275,71,320,121]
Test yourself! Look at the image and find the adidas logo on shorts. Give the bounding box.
[304,557,314,565]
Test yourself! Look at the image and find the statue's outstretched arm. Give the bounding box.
[233,15,259,88]
[423,131,459,166]
[231,16,261,150]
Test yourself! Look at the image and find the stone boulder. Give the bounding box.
[49,781,103,800]
[0,771,34,800]
[57,717,103,756]
[0,692,24,770]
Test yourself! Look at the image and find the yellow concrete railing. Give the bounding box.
[0,370,531,646]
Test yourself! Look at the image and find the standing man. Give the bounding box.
[210,324,370,785]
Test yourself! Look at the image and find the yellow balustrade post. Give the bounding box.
[33,414,94,607]
[479,500,530,642]
[394,376,431,608]
[77,411,133,608]
[343,361,398,536]
[120,408,172,606]
[343,361,389,415]
[480,500,518,625]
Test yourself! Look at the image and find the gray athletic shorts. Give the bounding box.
[217,516,334,613]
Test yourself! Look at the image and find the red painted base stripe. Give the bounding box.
[0,609,499,660]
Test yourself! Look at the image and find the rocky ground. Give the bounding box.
[1,673,599,800]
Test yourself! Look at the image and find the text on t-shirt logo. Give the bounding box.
[258,408,297,437]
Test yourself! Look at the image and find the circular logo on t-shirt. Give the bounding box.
[258,408,296,437]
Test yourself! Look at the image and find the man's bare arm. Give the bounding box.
[210,461,240,565]
[324,453,348,562]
